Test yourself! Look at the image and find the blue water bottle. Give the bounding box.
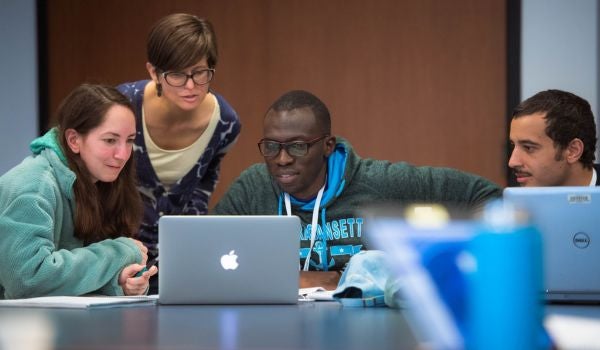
[467,200,544,350]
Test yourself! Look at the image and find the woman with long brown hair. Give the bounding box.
[0,84,157,299]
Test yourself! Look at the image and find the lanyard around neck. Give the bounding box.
[284,184,325,271]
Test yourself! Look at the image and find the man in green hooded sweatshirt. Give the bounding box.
[214,90,501,289]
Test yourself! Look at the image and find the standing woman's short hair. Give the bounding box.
[147,13,218,71]
[56,84,142,244]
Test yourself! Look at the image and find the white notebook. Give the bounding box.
[299,287,335,301]
[0,295,157,309]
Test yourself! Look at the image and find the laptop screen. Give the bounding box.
[158,215,300,304]
[503,186,600,301]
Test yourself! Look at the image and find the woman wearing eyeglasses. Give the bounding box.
[117,13,241,293]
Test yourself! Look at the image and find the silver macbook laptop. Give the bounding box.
[503,186,600,302]
[158,215,300,304]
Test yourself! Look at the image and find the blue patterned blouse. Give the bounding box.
[117,80,241,263]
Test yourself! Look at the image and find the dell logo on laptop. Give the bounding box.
[573,232,590,249]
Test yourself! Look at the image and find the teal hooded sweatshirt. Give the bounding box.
[0,128,142,299]
[213,138,501,271]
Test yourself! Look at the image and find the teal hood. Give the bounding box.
[30,128,67,164]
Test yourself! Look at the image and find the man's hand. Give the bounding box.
[300,271,341,290]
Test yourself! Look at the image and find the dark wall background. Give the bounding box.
[42,0,507,207]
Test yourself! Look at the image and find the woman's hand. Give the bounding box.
[129,238,148,265]
[118,264,158,295]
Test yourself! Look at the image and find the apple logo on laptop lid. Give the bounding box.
[220,250,239,270]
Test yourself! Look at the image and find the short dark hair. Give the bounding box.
[268,90,331,134]
[513,89,597,169]
[147,13,218,71]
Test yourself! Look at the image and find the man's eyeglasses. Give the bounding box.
[161,68,215,87]
[257,135,329,157]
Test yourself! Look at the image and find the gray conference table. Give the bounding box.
[4,301,600,349]
[0,301,419,349]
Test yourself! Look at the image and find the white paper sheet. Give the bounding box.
[0,295,158,309]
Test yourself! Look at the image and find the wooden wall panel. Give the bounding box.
[45,0,506,207]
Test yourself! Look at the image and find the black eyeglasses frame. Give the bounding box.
[257,135,330,157]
